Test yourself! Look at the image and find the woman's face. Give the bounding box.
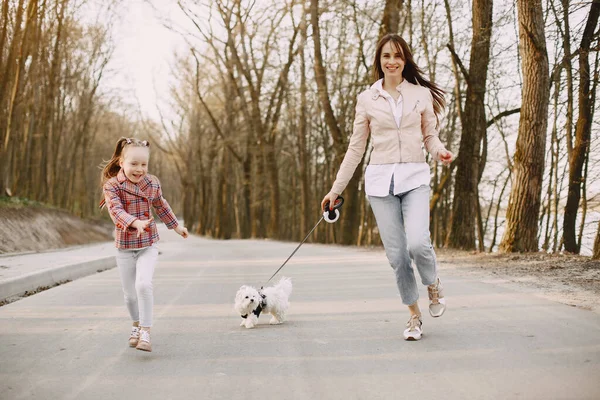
[380,41,405,81]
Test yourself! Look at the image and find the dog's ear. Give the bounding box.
[234,289,247,314]
[234,300,244,315]
[235,286,248,303]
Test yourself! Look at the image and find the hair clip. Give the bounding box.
[125,138,132,144]
[141,140,149,147]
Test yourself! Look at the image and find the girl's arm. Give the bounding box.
[102,182,137,230]
[151,177,179,229]
[330,94,370,195]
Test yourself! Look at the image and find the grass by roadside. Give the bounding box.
[0,196,51,208]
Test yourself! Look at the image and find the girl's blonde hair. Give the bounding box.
[100,137,150,184]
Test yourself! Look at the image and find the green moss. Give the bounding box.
[0,196,51,208]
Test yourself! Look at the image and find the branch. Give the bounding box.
[191,50,243,164]
[446,43,469,84]
[266,13,302,139]
[486,108,521,128]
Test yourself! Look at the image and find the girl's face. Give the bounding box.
[380,41,405,82]
[120,146,150,183]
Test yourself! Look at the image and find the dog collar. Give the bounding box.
[241,304,262,319]
[241,294,267,319]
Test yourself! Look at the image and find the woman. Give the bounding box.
[321,34,453,341]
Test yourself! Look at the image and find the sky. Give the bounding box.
[100,0,190,121]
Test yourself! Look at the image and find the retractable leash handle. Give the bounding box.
[323,196,344,223]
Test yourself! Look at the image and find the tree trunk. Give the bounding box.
[310,0,359,244]
[265,140,280,238]
[447,0,493,250]
[0,0,26,195]
[444,0,464,125]
[499,0,550,252]
[560,0,574,160]
[562,1,599,253]
[378,0,403,41]
[593,220,600,260]
[298,18,310,238]
[310,0,343,151]
[543,75,560,251]
[0,0,9,71]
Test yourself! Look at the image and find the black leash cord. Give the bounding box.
[266,216,324,283]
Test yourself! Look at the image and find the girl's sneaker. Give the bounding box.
[129,326,140,347]
[136,329,152,352]
[428,278,446,317]
[403,314,423,341]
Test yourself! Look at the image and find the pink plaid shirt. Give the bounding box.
[103,170,179,249]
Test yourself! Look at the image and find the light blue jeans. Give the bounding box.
[116,244,159,327]
[368,182,438,305]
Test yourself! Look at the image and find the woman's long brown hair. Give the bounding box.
[373,34,446,121]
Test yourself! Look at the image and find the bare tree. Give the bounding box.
[310,0,361,244]
[446,0,494,250]
[562,0,600,253]
[499,0,550,252]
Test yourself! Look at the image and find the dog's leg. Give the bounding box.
[244,315,258,329]
[269,313,283,325]
[240,319,246,327]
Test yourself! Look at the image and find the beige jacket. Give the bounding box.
[330,79,447,195]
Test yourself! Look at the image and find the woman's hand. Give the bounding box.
[321,191,339,212]
[439,149,454,166]
[175,225,189,238]
[132,219,151,238]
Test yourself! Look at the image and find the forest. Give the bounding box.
[1,0,599,258]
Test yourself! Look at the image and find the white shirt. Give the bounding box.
[364,79,430,197]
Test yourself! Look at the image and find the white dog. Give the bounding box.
[234,277,292,329]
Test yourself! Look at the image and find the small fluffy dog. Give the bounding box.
[234,277,292,329]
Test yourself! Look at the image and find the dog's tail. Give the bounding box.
[276,277,293,297]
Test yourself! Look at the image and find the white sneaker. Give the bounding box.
[136,329,152,352]
[128,326,140,347]
[403,314,423,341]
[428,278,446,317]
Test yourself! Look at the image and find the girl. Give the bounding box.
[101,137,188,352]
[321,34,453,341]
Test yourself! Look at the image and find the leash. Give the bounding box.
[265,196,344,284]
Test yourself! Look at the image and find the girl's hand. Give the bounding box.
[321,191,339,212]
[175,225,189,238]
[132,219,151,238]
[439,150,454,166]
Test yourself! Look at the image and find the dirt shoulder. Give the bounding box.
[0,200,113,254]
[436,248,600,314]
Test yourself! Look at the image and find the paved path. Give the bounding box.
[1,229,599,399]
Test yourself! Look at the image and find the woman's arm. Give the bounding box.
[329,93,371,195]
[421,90,448,161]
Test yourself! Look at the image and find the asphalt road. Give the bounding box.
[1,231,599,399]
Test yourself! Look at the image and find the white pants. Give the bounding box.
[116,245,158,327]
